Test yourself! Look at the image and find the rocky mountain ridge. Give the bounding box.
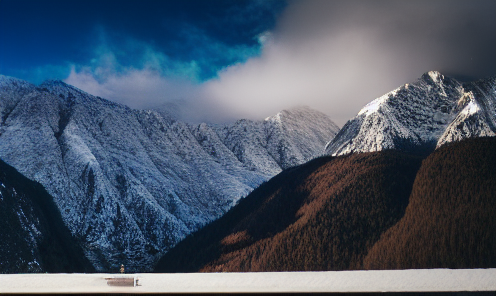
[325,71,496,156]
[2,70,494,273]
[0,74,338,272]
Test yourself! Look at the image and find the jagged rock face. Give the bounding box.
[0,75,338,272]
[212,106,339,175]
[325,71,496,156]
[437,76,496,147]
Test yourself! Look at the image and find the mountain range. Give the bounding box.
[0,74,338,272]
[154,71,496,272]
[1,70,495,273]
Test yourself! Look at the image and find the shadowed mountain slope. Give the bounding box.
[363,137,496,269]
[154,150,423,272]
[0,159,94,273]
[155,137,496,272]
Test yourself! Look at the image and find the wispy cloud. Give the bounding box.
[63,26,265,122]
[65,61,202,110]
[10,64,72,85]
[63,33,240,122]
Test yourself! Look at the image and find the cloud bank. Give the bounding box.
[65,0,496,126]
[203,0,496,126]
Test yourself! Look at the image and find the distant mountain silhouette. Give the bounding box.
[0,159,94,273]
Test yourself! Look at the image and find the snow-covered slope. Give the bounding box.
[0,75,338,272]
[263,107,340,169]
[325,71,496,156]
[212,106,339,175]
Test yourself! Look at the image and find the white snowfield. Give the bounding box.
[0,269,495,293]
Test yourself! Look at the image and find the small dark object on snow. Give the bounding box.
[105,277,139,287]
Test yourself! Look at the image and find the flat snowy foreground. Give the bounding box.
[0,269,495,293]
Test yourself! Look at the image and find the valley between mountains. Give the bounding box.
[156,137,496,272]
[0,71,495,273]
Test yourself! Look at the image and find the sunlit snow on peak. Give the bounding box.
[428,71,442,83]
[265,112,282,124]
[358,88,398,116]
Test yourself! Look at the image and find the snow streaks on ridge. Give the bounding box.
[0,75,338,272]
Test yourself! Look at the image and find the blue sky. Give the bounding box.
[0,0,285,83]
[1,0,495,125]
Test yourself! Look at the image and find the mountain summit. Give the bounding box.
[325,71,496,156]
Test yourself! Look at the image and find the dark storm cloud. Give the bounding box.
[279,0,496,79]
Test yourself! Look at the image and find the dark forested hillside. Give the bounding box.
[155,137,496,272]
[363,137,496,269]
[154,150,423,272]
[0,159,94,273]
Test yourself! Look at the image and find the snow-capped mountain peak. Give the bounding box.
[325,71,496,156]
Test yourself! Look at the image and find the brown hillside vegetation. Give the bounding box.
[155,150,423,272]
[363,137,496,269]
